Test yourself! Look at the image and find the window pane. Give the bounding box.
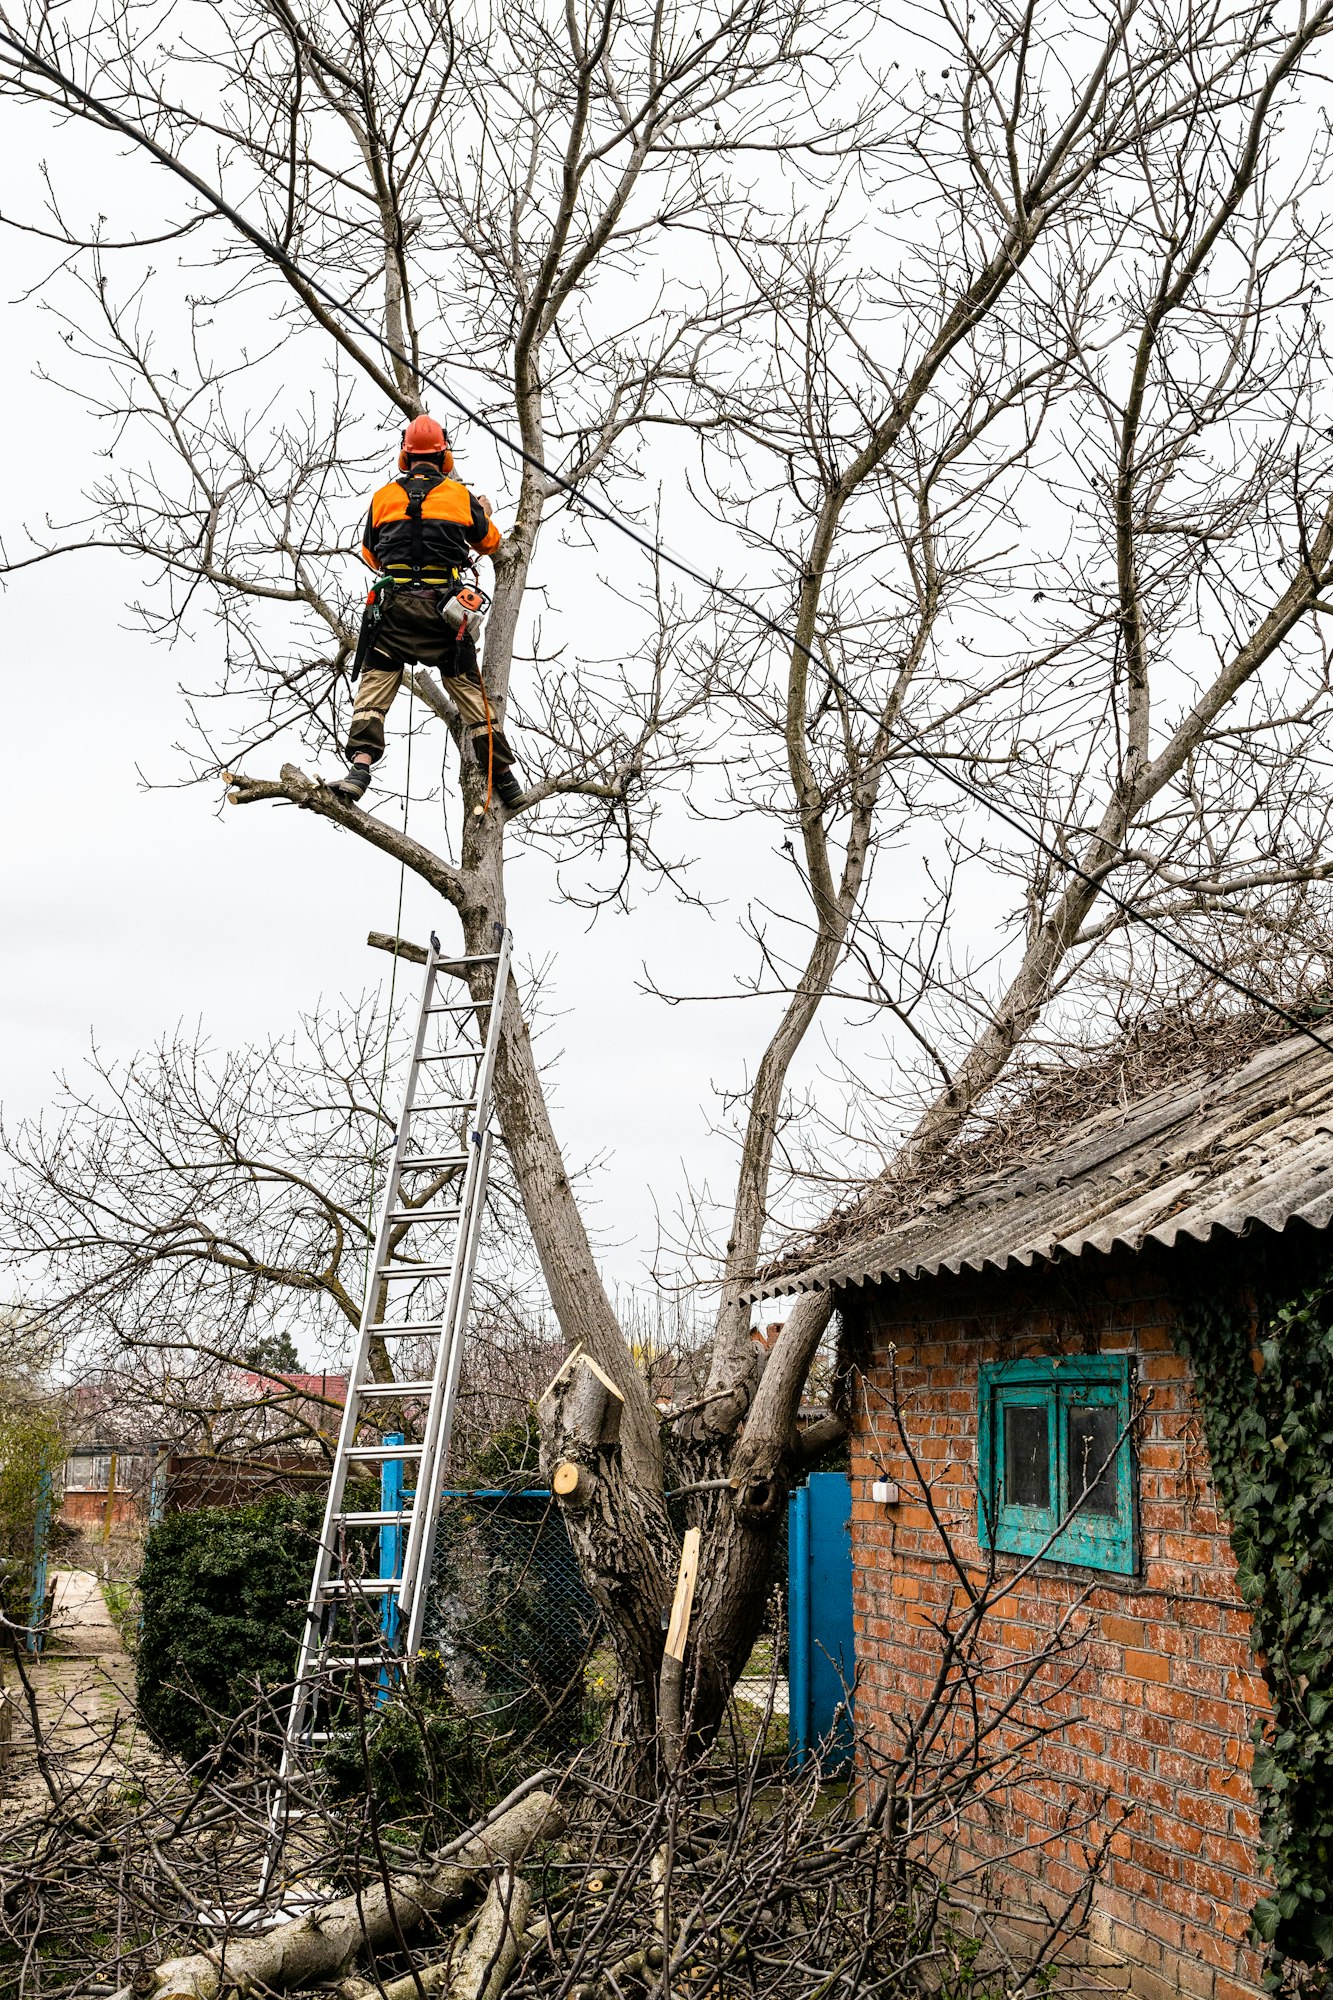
[1003,1404,1050,1509]
[64,1453,112,1492]
[1067,1405,1119,1517]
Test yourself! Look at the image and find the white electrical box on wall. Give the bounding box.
[871,1479,900,1505]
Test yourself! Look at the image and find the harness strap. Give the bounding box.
[396,468,444,587]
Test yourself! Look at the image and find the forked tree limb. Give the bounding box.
[224,764,468,909]
[447,1870,532,2000]
[127,1792,563,2000]
[344,1875,534,2000]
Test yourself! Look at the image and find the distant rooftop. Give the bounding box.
[757,1029,1333,1297]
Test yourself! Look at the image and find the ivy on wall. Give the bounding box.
[1177,1244,1333,1984]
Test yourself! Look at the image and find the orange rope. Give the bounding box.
[480,672,495,813]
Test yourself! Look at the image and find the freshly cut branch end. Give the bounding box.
[552,1459,592,1507]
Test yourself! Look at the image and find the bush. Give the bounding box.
[0,1400,61,1625]
[321,1649,520,1836]
[137,1493,329,1764]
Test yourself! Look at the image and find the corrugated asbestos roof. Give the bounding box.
[760,1031,1333,1296]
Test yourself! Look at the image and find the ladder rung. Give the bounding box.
[434,952,500,967]
[321,1655,397,1669]
[425,1000,489,1014]
[369,1321,443,1335]
[344,1443,425,1461]
[400,1154,469,1170]
[417,1051,482,1063]
[317,1577,403,1597]
[378,1263,454,1280]
[355,1381,435,1397]
[388,1206,462,1223]
[334,1510,416,1525]
[409,1100,477,1114]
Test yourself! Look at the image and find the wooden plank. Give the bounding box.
[663,1527,701,1663]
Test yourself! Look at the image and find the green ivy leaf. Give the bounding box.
[1253,1898,1281,1943]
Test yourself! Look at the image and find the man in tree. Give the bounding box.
[330,415,524,809]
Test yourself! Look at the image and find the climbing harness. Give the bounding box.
[402,465,440,586]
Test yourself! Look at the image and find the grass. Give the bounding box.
[100,1578,140,1651]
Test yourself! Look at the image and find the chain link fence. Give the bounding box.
[423,1491,606,1757]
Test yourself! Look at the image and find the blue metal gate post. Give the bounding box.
[789,1481,811,1762]
[27,1461,52,1657]
[379,1435,405,1673]
[787,1472,855,1768]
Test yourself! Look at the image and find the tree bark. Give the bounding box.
[447,1870,532,2000]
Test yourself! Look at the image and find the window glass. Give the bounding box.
[64,1452,112,1492]
[1067,1404,1119,1516]
[1003,1404,1050,1508]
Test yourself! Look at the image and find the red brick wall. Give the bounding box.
[843,1243,1270,2000]
[59,1490,142,1530]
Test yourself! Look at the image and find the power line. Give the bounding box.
[2,23,1330,1057]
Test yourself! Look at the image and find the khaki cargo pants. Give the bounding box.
[347,590,497,764]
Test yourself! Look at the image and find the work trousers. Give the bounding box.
[346,591,516,787]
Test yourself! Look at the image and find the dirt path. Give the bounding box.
[2,1568,156,1819]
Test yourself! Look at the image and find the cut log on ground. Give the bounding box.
[128,1792,563,2000]
[447,1869,532,2000]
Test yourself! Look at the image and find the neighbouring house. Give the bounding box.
[58,1369,348,1530]
[161,1370,348,1509]
[59,1444,158,1535]
[761,1026,1333,2000]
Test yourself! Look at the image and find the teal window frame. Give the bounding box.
[977,1356,1137,1576]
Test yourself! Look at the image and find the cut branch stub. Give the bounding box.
[552,1459,593,1508]
[538,1347,625,1454]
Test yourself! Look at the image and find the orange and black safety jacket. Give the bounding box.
[360,466,502,590]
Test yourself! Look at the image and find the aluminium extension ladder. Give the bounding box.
[260,927,513,1898]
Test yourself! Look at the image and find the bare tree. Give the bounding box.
[0,1002,557,1466]
[4,0,1333,1776]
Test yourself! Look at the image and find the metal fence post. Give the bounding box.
[788,1481,811,1764]
[27,1460,52,1657]
[379,1435,405,1669]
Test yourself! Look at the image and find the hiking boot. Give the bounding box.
[494,766,527,811]
[328,760,372,805]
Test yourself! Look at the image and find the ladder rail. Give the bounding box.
[263,930,512,1898]
[396,930,511,1614]
[403,1128,496,1655]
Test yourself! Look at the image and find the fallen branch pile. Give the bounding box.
[2,1652,1106,2000]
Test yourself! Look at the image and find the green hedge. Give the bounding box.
[137,1493,328,1765]
[0,1402,61,1625]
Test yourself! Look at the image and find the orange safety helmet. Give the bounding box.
[398,413,454,473]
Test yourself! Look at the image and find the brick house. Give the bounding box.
[765,1030,1333,2000]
